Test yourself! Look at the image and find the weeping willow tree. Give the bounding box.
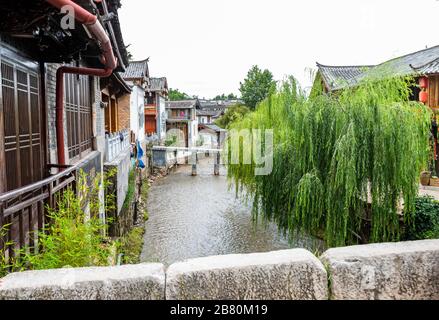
[227,75,431,247]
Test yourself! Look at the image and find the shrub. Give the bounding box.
[17,170,117,271]
[404,196,439,240]
[119,226,145,264]
[215,104,250,129]
[164,134,177,147]
[0,224,13,278]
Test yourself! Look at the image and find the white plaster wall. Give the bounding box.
[157,95,167,140]
[130,85,145,143]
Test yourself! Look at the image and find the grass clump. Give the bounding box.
[119,175,149,264]
[122,169,136,211]
[119,226,145,264]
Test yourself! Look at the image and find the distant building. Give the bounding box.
[198,124,227,149]
[120,59,149,149]
[145,77,169,140]
[166,100,200,147]
[196,99,241,124]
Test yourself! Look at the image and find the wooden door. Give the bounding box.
[0,56,44,192]
[145,115,156,134]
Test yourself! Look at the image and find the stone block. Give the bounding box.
[166,249,328,300]
[320,239,439,300]
[0,263,165,300]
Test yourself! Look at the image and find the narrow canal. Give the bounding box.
[140,157,322,265]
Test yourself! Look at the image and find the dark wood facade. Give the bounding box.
[65,73,93,161]
[0,44,45,194]
[0,0,130,259]
[427,75,439,112]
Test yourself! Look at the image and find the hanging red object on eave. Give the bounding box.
[419,76,429,89]
[420,90,429,104]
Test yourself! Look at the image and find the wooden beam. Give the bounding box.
[0,56,6,193]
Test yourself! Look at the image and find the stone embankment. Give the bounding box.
[0,239,438,300]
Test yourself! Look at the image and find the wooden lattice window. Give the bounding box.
[65,73,93,161]
[0,59,44,192]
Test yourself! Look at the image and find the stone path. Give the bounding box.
[419,185,439,201]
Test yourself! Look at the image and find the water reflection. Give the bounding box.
[140,157,322,265]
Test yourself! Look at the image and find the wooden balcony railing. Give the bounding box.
[167,110,190,120]
[0,165,79,260]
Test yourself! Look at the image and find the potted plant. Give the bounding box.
[420,171,431,186]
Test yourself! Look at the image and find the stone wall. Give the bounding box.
[321,239,439,300]
[1,240,438,300]
[104,147,131,216]
[166,249,328,300]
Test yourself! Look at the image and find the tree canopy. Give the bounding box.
[213,93,239,101]
[215,104,250,129]
[169,88,192,101]
[227,76,431,247]
[239,65,275,110]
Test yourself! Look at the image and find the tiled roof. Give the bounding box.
[316,64,374,91]
[375,45,439,77]
[147,77,168,92]
[120,59,149,80]
[411,57,439,75]
[200,124,227,132]
[197,109,222,117]
[318,45,439,91]
[166,100,200,109]
[106,0,129,70]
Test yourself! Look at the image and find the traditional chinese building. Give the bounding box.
[314,45,439,174]
[0,0,130,252]
[145,77,168,140]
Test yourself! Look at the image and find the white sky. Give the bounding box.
[119,0,439,99]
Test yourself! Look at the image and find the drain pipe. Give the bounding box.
[46,0,117,165]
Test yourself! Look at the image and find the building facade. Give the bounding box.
[145,77,169,141]
[0,0,130,252]
[314,45,439,175]
[166,100,200,148]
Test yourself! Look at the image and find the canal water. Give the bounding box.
[140,158,322,265]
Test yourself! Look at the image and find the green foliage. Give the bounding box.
[119,226,145,264]
[0,224,13,278]
[169,88,191,101]
[213,93,239,101]
[227,75,431,247]
[404,196,439,240]
[164,134,177,146]
[7,171,118,272]
[215,104,250,129]
[196,136,204,147]
[119,171,149,265]
[239,65,276,110]
[123,170,136,211]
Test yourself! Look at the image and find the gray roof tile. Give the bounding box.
[120,59,149,80]
[318,45,439,91]
[147,77,168,92]
[411,57,439,75]
[316,64,374,91]
[166,100,200,109]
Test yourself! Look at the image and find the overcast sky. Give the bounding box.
[119,0,439,99]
